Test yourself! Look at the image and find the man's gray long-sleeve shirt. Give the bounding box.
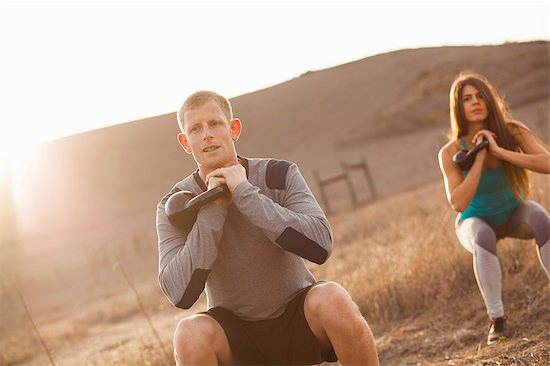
[156,157,333,320]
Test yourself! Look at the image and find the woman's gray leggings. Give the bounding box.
[455,200,550,318]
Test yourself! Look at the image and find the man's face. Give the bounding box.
[180,101,240,172]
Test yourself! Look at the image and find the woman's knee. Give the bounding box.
[473,226,497,255]
[457,217,497,255]
[527,201,550,245]
[457,218,497,255]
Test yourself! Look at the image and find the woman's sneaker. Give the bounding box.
[487,315,508,345]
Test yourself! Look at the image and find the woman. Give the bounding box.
[438,72,550,345]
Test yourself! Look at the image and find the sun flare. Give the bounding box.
[0,134,38,192]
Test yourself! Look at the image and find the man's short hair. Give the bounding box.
[177,91,233,131]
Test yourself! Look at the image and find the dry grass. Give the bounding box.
[319,175,550,365]
[1,175,549,365]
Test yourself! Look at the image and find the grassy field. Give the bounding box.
[324,175,550,365]
[1,174,549,366]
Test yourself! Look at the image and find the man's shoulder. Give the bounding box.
[246,157,296,190]
[246,157,295,169]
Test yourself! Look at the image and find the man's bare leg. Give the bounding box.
[304,282,379,366]
[173,314,233,365]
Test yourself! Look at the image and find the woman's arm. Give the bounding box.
[473,122,550,174]
[438,140,486,212]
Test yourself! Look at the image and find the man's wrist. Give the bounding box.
[231,180,253,201]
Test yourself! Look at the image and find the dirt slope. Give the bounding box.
[5,41,548,250]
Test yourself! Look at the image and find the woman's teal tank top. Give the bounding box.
[458,137,520,226]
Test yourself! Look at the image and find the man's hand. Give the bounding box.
[205,164,247,207]
[206,164,247,192]
[205,175,230,208]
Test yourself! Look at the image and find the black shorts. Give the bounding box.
[202,283,338,365]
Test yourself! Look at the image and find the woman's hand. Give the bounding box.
[472,129,500,157]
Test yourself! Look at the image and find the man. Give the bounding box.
[156,90,379,365]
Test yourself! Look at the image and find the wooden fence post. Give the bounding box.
[361,157,378,201]
[314,156,378,214]
[341,162,358,208]
[313,170,331,215]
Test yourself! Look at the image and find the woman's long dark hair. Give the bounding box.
[449,71,530,199]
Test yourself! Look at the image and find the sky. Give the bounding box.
[0,0,549,165]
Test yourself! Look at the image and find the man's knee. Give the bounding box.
[306,282,363,324]
[174,315,219,355]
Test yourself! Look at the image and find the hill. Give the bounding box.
[5,41,549,249]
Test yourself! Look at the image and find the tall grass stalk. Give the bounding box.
[112,251,172,362]
[7,273,56,366]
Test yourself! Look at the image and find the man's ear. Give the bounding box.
[230,118,242,142]
[177,133,193,154]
